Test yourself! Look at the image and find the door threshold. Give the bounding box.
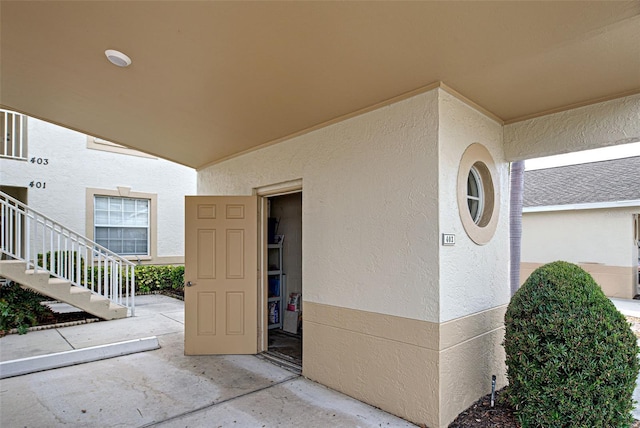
[259,351,302,374]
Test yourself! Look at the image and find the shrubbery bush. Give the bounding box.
[504,261,639,427]
[82,264,184,294]
[134,265,184,294]
[0,282,52,334]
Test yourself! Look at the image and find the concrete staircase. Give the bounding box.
[0,260,127,320]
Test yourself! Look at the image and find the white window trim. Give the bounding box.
[86,187,157,261]
[523,200,640,213]
[94,195,150,256]
[467,166,484,224]
[457,143,500,245]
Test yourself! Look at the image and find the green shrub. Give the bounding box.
[169,266,185,291]
[504,261,639,427]
[134,265,184,293]
[0,282,52,334]
[71,264,183,295]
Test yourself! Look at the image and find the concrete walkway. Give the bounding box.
[611,297,640,318]
[1,295,639,427]
[0,295,415,427]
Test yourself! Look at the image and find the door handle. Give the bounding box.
[185,281,196,287]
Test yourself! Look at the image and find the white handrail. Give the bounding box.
[1,109,27,160]
[0,190,135,315]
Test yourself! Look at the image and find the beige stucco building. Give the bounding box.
[0,115,196,265]
[195,88,640,426]
[1,3,640,427]
[521,157,640,299]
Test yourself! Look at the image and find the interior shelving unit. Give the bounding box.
[267,242,284,329]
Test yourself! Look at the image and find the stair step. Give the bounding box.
[25,269,53,277]
[107,304,129,320]
[0,259,130,321]
[46,278,71,294]
[0,260,26,267]
[89,294,110,308]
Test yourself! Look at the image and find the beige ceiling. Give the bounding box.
[1,1,639,169]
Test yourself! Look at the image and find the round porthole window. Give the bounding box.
[467,165,484,224]
[457,144,499,245]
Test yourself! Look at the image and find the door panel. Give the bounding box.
[197,292,216,335]
[185,196,257,355]
[226,291,244,334]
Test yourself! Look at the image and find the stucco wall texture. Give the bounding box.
[199,89,445,322]
[200,88,510,323]
[198,87,511,427]
[504,93,640,162]
[438,91,510,322]
[521,207,640,298]
[0,118,196,261]
[523,207,639,267]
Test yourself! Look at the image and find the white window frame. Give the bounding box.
[86,187,157,261]
[94,195,150,256]
[467,166,485,224]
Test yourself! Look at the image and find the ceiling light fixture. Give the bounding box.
[105,49,132,67]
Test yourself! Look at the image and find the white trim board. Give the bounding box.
[524,200,640,213]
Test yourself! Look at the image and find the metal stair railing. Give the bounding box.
[0,190,135,315]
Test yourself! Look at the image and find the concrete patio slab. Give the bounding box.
[3,295,638,426]
[0,328,73,361]
[58,312,183,349]
[161,310,185,324]
[131,295,185,317]
[155,376,416,428]
[0,295,417,427]
[0,335,299,427]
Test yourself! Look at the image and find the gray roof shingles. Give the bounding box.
[523,156,640,207]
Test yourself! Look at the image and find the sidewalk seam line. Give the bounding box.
[159,313,184,325]
[139,374,300,427]
[55,328,75,350]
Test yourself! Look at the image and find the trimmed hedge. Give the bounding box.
[504,261,639,427]
[79,264,184,294]
[134,265,184,294]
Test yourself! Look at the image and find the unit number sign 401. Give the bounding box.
[442,234,455,246]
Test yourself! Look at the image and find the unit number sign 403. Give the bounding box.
[442,234,455,246]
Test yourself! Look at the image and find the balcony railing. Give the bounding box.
[1,109,27,160]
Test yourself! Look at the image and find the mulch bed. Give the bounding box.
[36,309,98,326]
[448,388,518,428]
[0,306,100,337]
[448,388,640,428]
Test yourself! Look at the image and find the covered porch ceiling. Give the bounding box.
[1,1,639,169]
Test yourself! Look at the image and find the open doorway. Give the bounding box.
[264,192,302,368]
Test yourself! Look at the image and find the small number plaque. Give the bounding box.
[442,233,455,246]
